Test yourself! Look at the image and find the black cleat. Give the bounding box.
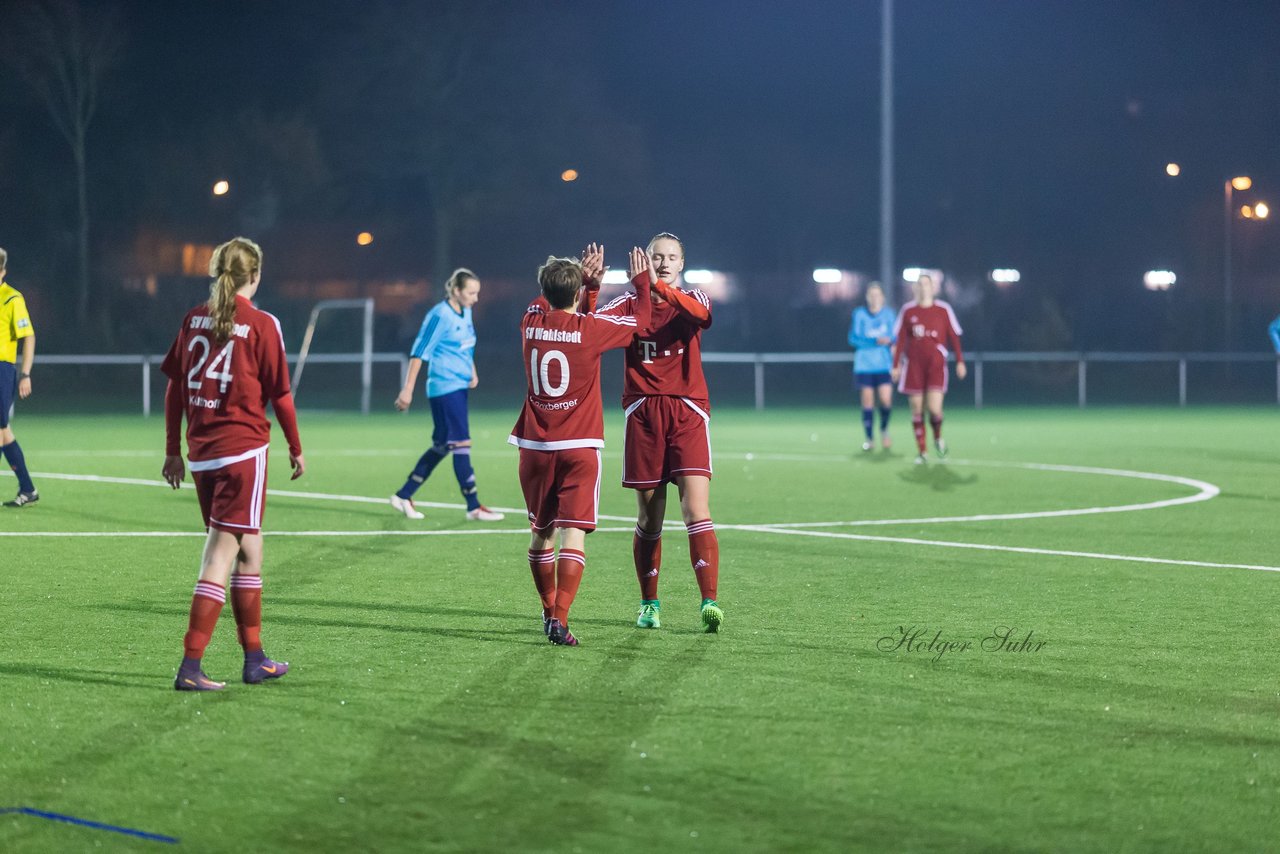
[4,490,38,508]
[547,619,579,646]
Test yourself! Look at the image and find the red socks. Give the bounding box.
[913,415,926,453]
[686,520,719,601]
[929,415,943,441]
[633,526,662,600]
[183,580,226,659]
[527,549,556,616]
[230,573,264,652]
[553,549,585,625]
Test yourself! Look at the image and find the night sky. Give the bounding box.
[1,0,1278,352]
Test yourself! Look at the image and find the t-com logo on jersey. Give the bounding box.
[636,339,686,364]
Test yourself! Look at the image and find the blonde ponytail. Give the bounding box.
[207,237,263,343]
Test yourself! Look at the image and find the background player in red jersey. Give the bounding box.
[161,237,305,690]
[597,233,722,633]
[891,274,966,464]
[509,246,651,645]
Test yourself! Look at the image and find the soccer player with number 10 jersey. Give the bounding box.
[509,245,651,645]
[161,237,305,690]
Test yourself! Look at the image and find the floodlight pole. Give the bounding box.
[1223,180,1233,351]
[879,0,895,298]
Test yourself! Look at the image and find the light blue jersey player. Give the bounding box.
[1269,314,1280,354]
[391,268,504,522]
[848,282,897,451]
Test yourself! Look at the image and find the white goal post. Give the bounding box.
[292,298,376,414]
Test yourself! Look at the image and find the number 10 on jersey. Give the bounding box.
[530,348,569,397]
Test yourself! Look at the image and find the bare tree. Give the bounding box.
[4,0,122,334]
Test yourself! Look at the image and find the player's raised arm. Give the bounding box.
[651,276,710,327]
[627,247,654,332]
[579,242,605,313]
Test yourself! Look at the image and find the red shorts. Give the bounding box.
[898,347,949,395]
[622,396,712,489]
[191,447,269,535]
[518,447,601,533]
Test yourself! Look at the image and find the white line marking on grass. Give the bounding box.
[38,449,419,458]
[729,524,1280,574]
[0,527,640,538]
[755,459,1219,528]
[9,470,639,522]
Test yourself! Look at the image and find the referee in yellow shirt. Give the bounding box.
[1,247,38,507]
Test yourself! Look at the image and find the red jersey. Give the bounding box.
[597,284,712,408]
[508,297,647,450]
[161,295,297,464]
[892,300,964,368]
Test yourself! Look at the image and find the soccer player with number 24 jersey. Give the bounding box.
[509,245,651,645]
[161,237,304,690]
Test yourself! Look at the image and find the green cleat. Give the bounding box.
[700,599,723,633]
[636,600,661,629]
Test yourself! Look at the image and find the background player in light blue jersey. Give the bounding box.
[391,268,504,521]
[848,281,897,451]
[1269,313,1280,354]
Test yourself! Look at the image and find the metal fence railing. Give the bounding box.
[34,351,1280,414]
[703,351,1280,409]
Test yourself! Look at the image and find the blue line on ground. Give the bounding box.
[1,807,179,844]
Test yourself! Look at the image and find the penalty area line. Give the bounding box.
[727,524,1280,574]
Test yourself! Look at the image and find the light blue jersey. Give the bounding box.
[410,300,475,398]
[849,306,897,374]
[1269,314,1280,354]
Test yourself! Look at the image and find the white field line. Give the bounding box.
[4,463,1257,575]
[728,524,1280,574]
[755,458,1220,528]
[34,449,854,461]
[0,527,640,538]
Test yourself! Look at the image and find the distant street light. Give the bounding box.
[212,180,229,196]
[1256,202,1270,219]
[812,268,843,283]
[1165,163,1181,177]
[560,169,579,182]
[989,268,1021,285]
[1144,270,1176,291]
[1231,176,1252,191]
[356,231,374,246]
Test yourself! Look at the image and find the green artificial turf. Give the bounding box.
[2,407,1279,852]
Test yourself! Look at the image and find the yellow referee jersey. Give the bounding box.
[1,281,35,364]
